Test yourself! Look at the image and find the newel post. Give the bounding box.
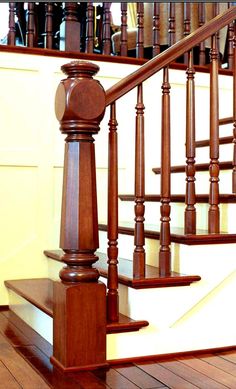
[51,61,108,372]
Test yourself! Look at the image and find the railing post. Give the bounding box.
[198,3,206,65]
[45,3,53,49]
[102,2,111,55]
[8,3,16,46]
[26,3,35,47]
[137,2,144,58]
[153,3,160,57]
[51,61,107,372]
[120,3,128,57]
[60,3,81,51]
[232,21,236,192]
[85,2,94,53]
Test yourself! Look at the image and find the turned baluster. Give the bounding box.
[45,3,53,49]
[60,3,80,51]
[133,84,146,278]
[168,3,176,47]
[52,61,107,371]
[107,103,119,322]
[198,3,206,65]
[120,3,128,57]
[184,3,190,64]
[8,3,16,46]
[136,2,144,58]
[227,3,234,69]
[185,50,196,234]
[159,67,171,276]
[26,3,35,47]
[153,3,160,57]
[213,3,220,58]
[85,2,93,53]
[232,22,236,192]
[102,3,111,55]
[209,34,220,233]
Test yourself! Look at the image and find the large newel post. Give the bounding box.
[51,61,108,372]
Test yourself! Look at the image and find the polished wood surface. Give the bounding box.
[153,160,234,174]
[133,84,146,278]
[102,3,111,55]
[2,309,236,388]
[168,3,176,46]
[209,34,220,233]
[8,3,16,46]
[59,3,80,52]
[233,22,236,193]
[198,3,206,65]
[85,2,93,54]
[106,7,236,106]
[153,3,160,57]
[119,193,236,204]
[159,67,171,276]
[120,3,128,57]
[45,3,53,49]
[196,135,233,148]
[136,3,144,59]
[107,103,119,322]
[26,3,35,48]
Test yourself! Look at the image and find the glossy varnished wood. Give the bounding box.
[2,309,236,388]
[119,193,236,203]
[8,3,16,46]
[45,3,54,49]
[85,2,93,54]
[102,3,111,55]
[59,3,80,52]
[232,22,236,192]
[136,3,144,59]
[120,3,128,57]
[153,160,234,174]
[196,135,233,148]
[153,3,160,57]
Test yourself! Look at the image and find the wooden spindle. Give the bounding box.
[52,61,107,372]
[120,3,128,57]
[209,34,220,233]
[185,50,196,234]
[213,3,220,57]
[198,3,206,65]
[26,3,35,47]
[45,3,53,49]
[136,2,144,58]
[183,3,190,64]
[232,21,236,192]
[85,1,93,53]
[168,3,176,47]
[8,3,16,46]
[227,3,234,69]
[159,67,171,276]
[133,84,146,278]
[107,103,119,322]
[153,3,160,57]
[102,2,111,55]
[60,3,80,51]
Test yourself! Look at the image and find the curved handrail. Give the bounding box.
[106,6,236,106]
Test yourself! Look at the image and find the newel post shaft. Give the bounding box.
[51,61,108,372]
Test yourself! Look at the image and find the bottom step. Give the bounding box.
[4,279,149,334]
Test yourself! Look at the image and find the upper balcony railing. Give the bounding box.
[1,2,235,69]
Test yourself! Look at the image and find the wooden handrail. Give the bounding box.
[106,6,236,106]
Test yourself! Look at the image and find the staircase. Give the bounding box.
[2,6,236,372]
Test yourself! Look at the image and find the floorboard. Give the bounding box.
[1,310,236,388]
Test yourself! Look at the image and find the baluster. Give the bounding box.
[8,3,16,46]
[45,3,53,49]
[26,3,35,47]
[60,3,80,51]
[183,3,190,64]
[185,50,196,234]
[227,3,234,69]
[232,22,236,192]
[85,2,93,53]
[168,3,176,47]
[136,2,144,58]
[133,84,145,278]
[159,67,171,276]
[52,61,107,371]
[107,103,119,322]
[198,3,206,65]
[209,34,220,233]
[102,2,111,55]
[213,3,220,59]
[153,2,160,57]
[120,3,128,57]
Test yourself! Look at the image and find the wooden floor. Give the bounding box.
[0,310,236,388]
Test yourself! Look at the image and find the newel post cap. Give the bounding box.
[55,60,106,134]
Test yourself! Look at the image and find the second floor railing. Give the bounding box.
[1,2,235,68]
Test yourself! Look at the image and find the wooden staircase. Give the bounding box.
[3,6,236,373]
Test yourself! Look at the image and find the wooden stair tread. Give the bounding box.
[196,135,233,148]
[44,250,201,289]
[99,223,236,245]
[119,193,236,203]
[153,161,233,174]
[5,278,148,333]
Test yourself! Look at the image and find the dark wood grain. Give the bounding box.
[133,84,146,278]
[107,102,119,322]
[114,364,165,388]
[185,50,196,234]
[106,7,236,105]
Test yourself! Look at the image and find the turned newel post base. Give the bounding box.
[52,60,107,372]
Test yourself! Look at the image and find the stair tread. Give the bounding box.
[153,161,233,174]
[44,250,201,289]
[99,223,236,245]
[5,278,149,333]
[119,193,236,203]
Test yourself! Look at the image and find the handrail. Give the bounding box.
[106,6,236,106]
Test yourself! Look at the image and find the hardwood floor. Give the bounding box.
[0,310,236,388]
